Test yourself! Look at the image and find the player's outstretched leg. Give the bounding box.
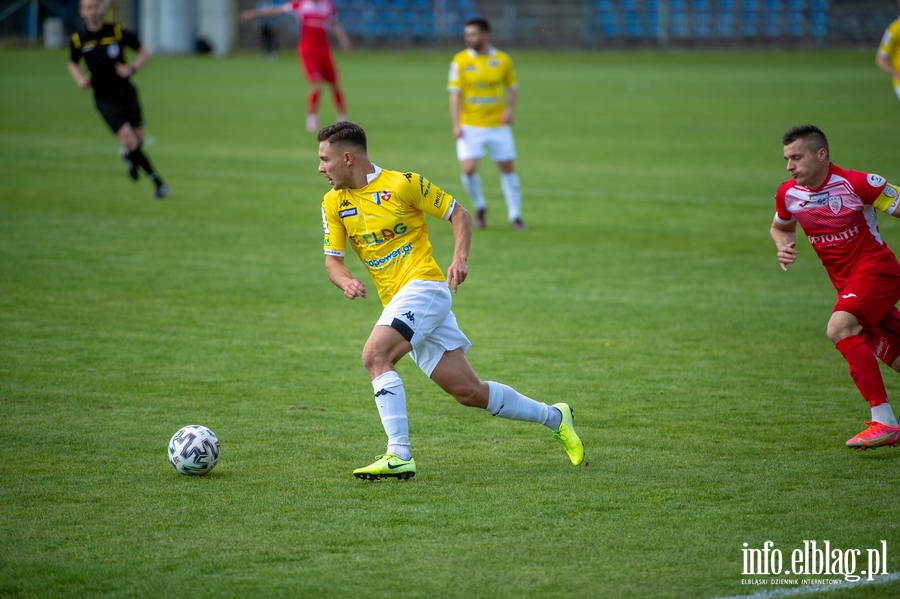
[353,454,417,480]
[119,147,139,180]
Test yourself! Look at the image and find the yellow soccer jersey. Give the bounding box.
[322,166,457,306]
[879,17,900,82]
[448,47,517,127]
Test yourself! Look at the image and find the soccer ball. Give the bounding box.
[168,425,220,475]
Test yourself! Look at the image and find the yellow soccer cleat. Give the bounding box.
[552,403,584,466]
[352,453,417,480]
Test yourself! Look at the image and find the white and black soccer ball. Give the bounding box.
[168,425,220,475]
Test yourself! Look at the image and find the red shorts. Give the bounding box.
[834,270,900,365]
[298,46,337,84]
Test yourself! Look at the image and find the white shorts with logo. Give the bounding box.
[456,125,517,162]
[375,280,472,377]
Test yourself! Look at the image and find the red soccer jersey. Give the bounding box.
[774,163,900,290]
[283,0,334,51]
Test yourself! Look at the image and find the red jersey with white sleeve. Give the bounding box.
[774,163,900,290]
[282,0,334,52]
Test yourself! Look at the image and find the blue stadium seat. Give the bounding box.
[693,0,712,37]
[716,0,736,37]
[741,0,760,36]
[595,0,620,38]
[622,0,643,37]
[810,0,827,41]
[785,0,805,36]
[646,0,660,37]
[762,0,783,37]
[670,0,690,38]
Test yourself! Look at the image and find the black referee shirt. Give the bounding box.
[70,23,141,96]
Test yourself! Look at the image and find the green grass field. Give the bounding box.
[3,46,900,598]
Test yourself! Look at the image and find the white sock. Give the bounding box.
[372,371,411,460]
[872,402,899,427]
[485,381,551,428]
[499,172,521,221]
[461,172,487,210]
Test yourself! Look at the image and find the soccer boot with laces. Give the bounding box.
[846,421,900,449]
[552,402,584,465]
[353,453,416,480]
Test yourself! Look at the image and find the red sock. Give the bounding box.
[307,89,320,115]
[836,335,888,407]
[333,87,346,115]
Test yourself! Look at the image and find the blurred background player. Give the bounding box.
[448,17,524,230]
[67,0,168,199]
[876,2,900,102]
[242,0,351,132]
[771,125,900,449]
[318,122,583,479]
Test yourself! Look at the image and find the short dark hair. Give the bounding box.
[465,17,490,33]
[316,121,367,152]
[782,124,829,155]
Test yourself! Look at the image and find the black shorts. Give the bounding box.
[94,84,144,133]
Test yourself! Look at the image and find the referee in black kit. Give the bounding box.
[67,0,169,199]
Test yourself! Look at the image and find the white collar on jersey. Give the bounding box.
[466,46,497,57]
[365,164,382,185]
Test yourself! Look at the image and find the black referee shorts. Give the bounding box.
[93,84,145,133]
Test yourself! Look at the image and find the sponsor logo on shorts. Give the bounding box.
[876,337,891,360]
[402,311,415,324]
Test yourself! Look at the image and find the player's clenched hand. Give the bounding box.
[343,279,367,299]
[452,125,463,140]
[777,241,797,272]
[446,260,468,293]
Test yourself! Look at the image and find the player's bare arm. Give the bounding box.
[326,254,367,299]
[876,51,900,80]
[67,60,90,90]
[502,86,517,125]
[771,219,798,272]
[115,45,149,79]
[240,7,283,22]
[449,90,463,139]
[446,204,472,292]
[331,20,352,52]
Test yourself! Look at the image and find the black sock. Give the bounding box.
[128,146,157,178]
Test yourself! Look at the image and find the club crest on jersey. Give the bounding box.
[828,195,842,214]
[371,191,392,205]
[488,58,501,68]
[107,42,120,59]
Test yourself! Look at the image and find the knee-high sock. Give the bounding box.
[372,370,411,460]
[128,146,156,177]
[332,86,346,117]
[836,335,888,408]
[499,171,521,221]
[461,173,487,210]
[485,381,549,426]
[307,88,320,115]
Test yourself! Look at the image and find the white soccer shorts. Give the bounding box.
[375,280,472,376]
[456,125,517,162]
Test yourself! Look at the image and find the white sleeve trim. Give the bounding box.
[443,198,457,221]
[774,213,796,225]
[324,249,345,257]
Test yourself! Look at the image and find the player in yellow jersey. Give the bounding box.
[318,122,583,479]
[877,3,900,102]
[448,18,524,230]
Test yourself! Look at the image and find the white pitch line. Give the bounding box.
[710,571,900,599]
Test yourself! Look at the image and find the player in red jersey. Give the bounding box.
[771,125,900,449]
[242,0,351,132]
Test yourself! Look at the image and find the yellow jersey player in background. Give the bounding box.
[877,2,900,102]
[448,17,525,230]
[318,122,583,480]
